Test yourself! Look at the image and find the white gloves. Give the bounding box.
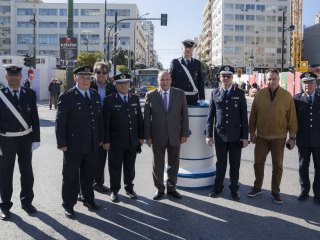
[32,142,40,151]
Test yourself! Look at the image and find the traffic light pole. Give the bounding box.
[65,0,74,90]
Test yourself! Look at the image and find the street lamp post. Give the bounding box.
[81,30,92,53]
[281,7,295,72]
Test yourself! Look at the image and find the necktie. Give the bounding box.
[84,91,91,104]
[124,95,128,103]
[163,91,168,111]
[13,90,19,106]
[221,89,228,100]
[308,96,312,105]
[186,59,190,67]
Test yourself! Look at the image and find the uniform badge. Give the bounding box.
[121,74,126,79]
[225,66,230,71]
[305,73,310,78]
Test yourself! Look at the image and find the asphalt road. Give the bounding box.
[0,89,319,240]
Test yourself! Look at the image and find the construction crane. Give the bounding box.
[290,0,303,71]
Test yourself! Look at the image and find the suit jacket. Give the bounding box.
[0,87,40,152]
[169,57,205,101]
[144,87,189,147]
[55,86,103,154]
[294,92,320,147]
[103,93,144,148]
[90,79,116,98]
[206,86,248,142]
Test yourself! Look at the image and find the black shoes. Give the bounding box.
[231,191,241,200]
[21,204,37,214]
[126,190,138,199]
[167,190,182,199]
[247,188,262,197]
[0,209,10,221]
[110,192,119,202]
[64,208,75,219]
[93,184,110,193]
[153,191,165,200]
[83,202,100,211]
[298,192,309,201]
[209,190,222,198]
[271,193,284,204]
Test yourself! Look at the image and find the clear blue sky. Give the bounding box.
[44,0,319,68]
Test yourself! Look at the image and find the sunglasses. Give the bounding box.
[95,70,108,75]
[220,75,232,78]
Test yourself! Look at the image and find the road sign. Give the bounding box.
[300,61,308,72]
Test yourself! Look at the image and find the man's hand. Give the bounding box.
[103,143,110,151]
[240,139,249,148]
[139,139,144,146]
[206,137,214,146]
[250,133,257,144]
[286,138,296,150]
[146,139,152,147]
[59,146,67,151]
[181,137,188,144]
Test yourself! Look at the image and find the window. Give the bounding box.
[224,25,234,31]
[235,14,244,20]
[266,26,276,32]
[224,36,234,42]
[256,5,266,12]
[39,50,58,56]
[17,8,33,15]
[235,25,244,31]
[246,25,255,32]
[80,22,99,28]
[256,37,265,44]
[60,22,78,28]
[17,21,33,28]
[39,22,58,28]
[246,4,255,10]
[81,9,100,16]
[223,47,234,53]
[256,15,265,21]
[119,36,130,45]
[107,9,130,16]
[38,34,59,44]
[0,16,10,24]
[235,4,245,10]
[0,6,10,13]
[119,22,130,28]
[245,36,255,44]
[235,36,244,42]
[59,9,67,16]
[80,34,100,44]
[224,14,234,20]
[224,3,234,9]
[17,34,33,44]
[246,15,255,21]
[266,37,276,44]
[266,16,276,22]
[38,9,58,16]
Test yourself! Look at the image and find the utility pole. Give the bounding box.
[113,12,117,76]
[30,2,36,69]
[103,0,107,62]
[65,0,74,90]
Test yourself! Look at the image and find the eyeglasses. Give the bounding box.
[220,75,232,78]
[95,70,108,75]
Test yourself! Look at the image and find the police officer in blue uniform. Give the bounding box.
[169,39,205,106]
[55,66,103,218]
[90,62,116,193]
[206,65,248,200]
[103,74,144,203]
[0,64,40,221]
[294,72,320,204]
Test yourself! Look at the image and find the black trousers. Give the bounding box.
[93,146,108,186]
[214,141,242,192]
[0,150,34,211]
[186,94,198,105]
[298,146,320,197]
[108,146,137,193]
[62,151,95,210]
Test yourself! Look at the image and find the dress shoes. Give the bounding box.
[93,184,110,193]
[153,191,165,200]
[209,190,222,198]
[21,204,37,214]
[167,190,182,199]
[126,190,138,199]
[83,202,100,211]
[298,192,309,201]
[64,208,75,219]
[0,209,10,221]
[110,192,119,203]
[231,191,241,201]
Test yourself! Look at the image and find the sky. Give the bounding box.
[43,0,319,69]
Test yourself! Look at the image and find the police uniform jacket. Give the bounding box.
[169,57,205,100]
[294,92,320,147]
[24,79,31,88]
[206,86,248,142]
[0,87,40,152]
[90,79,116,97]
[55,87,103,154]
[103,93,144,148]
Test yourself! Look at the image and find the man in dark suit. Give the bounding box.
[55,66,103,218]
[206,65,248,200]
[294,72,320,204]
[0,64,40,221]
[144,71,189,200]
[23,69,34,89]
[90,62,116,194]
[169,39,205,106]
[103,74,144,203]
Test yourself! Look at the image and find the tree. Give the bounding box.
[77,51,104,67]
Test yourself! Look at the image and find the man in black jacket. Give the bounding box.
[103,74,144,203]
[48,78,61,109]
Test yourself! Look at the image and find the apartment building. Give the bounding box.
[209,0,291,71]
[201,0,212,65]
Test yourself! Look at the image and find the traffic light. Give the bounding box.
[161,14,167,26]
[237,68,242,78]
[24,56,33,67]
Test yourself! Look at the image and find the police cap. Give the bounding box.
[218,65,235,75]
[114,73,132,83]
[3,64,23,75]
[182,39,196,48]
[73,66,93,75]
[300,72,318,82]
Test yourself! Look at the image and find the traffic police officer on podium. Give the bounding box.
[206,65,248,200]
[55,66,103,218]
[169,39,205,105]
[103,73,144,203]
[294,72,320,204]
[0,64,40,221]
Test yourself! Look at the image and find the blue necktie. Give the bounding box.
[13,90,19,106]
[124,95,128,103]
[163,92,168,111]
[84,91,91,104]
[308,96,312,105]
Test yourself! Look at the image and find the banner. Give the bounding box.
[59,37,77,69]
